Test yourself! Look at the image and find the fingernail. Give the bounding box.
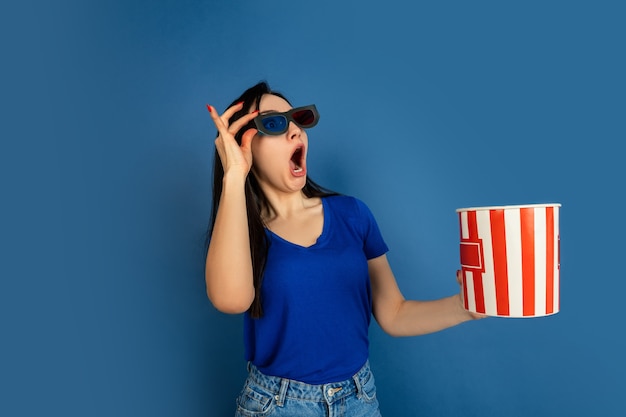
[206,104,212,113]
[237,101,244,106]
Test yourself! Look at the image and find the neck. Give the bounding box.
[261,189,311,222]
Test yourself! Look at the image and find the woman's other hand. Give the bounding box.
[456,270,488,320]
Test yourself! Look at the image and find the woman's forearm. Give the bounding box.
[387,295,474,337]
[205,174,255,313]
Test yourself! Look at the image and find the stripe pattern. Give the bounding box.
[458,205,560,317]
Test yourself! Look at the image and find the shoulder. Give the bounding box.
[324,195,388,253]
[324,195,375,219]
[324,194,358,209]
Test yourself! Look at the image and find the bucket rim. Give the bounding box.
[456,203,561,212]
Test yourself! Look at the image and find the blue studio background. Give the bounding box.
[2,1,625,416]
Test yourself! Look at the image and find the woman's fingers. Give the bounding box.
[207,102,258,176]
[221,101,244,122]
[207,101,245,132]
[228,110,259,136]
[207,101,244,126]
[456,269,487,320]
[240,127,257,153]
[206,104,229,137]
[456,270,465,305]
[207,103,258,140]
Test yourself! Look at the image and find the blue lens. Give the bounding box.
[261,115,287,133]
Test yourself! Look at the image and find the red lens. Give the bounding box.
[291,109,315,127]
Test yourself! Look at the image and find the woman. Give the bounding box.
[205,81,481,417]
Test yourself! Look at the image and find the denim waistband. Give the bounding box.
[246,361,372,406]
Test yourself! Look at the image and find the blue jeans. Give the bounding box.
[235,361,382,417]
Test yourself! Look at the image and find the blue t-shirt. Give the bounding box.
[244,195,389,384]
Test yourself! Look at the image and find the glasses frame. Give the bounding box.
[253,105,319,135]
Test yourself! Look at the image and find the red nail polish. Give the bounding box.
[237,101,244,106]
[206,104,212,113]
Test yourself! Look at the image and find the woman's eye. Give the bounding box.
[262,116,286,131]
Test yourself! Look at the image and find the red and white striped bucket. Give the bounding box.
[457,204,561,318]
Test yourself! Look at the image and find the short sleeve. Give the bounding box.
[354,198,389,259]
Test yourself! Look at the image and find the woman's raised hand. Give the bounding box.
[207,102,259,178]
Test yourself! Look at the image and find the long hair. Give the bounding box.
[207,81,337,318]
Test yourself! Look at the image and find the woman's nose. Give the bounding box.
[287,121,302,140]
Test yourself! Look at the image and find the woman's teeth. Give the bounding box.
[290,147,303,172]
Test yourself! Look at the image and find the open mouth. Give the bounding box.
[289,146,304,174]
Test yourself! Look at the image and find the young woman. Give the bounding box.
[205,81,482,417]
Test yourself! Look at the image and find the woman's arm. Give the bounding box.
[204,104,258,314]
[205,173,255,313]
[369,254,481,337]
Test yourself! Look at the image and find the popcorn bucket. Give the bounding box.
[456,204,561,318]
